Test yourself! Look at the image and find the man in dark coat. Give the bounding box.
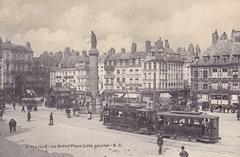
[12,119,17,132]
[237,108,240,120]
[49,112,53,125]
[9,119,13,133]
[27,111,31,122]
[13,102,16,110]
[157,134,164,154]
[33,105,38,111]
[21,105,26,113]
[179,146,189,157]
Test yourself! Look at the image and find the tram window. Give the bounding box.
[166,117,171,125]
[211,119,216,128]
[173,117,178,125]
[193,119,200,125]
[186,118,192,127]
[158,116,163,121]
[179,118,185,126]
[118,111,123,117]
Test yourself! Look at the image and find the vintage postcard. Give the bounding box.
[0,0,240,157]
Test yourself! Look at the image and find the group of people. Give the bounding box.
[157,134,189,157]
[5,101,54,133]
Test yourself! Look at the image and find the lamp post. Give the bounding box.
[195,57,199,112]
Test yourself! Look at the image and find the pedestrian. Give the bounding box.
[179,146,189,157]
[21,105,26,113]
[157,134,164,154]
[27,111,31,122]
[237,108,240,120]
[9,119,13,133]
[0,108,4,121]
[33,105,37,111]
[210,106,214,113]
[12,119,17,132]
[88,111,92,120]
[49,112,53,125]
[99,109,103,121]
[13,102,16,110]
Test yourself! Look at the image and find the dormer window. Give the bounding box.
[232,55,239,61]
[203,56,210,62]
[222,55,230,62]
[213,56,219,63]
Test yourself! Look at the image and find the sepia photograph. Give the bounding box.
[0,0,240,156]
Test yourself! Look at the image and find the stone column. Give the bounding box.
[88,48,99,113]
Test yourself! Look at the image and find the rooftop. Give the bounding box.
[0,41,33,53]
[105,47,183,62]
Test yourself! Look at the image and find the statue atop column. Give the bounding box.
[91,31,97,49]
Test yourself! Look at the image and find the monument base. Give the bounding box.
[90,96,102,114]
[89,48,99,56]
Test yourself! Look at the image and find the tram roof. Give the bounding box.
[104,105,154,112]
[156,111,218,119]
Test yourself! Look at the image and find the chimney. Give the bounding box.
[220,32,228,40]
[212,29,219,44]
[26,42,31,47]
[231,29,235,40]
[145,40,151,51]
[195,45,201,54]
[131,43,137,53]
[108,47,115,55]
[121,48,126,54]
[164,40,169,49]
[82,50,87,56]
[155,38,163,49]
[177,47,183,53]
[188,44,195,55]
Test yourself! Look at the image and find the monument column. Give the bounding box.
[89,48,99,113]
[89,31,99,113]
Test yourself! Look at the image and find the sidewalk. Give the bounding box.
[0,120,73,157]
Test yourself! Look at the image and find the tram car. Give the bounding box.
[103,105,220,143]
[155,111,220,143]
[103,104,156,134]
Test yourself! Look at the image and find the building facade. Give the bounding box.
[191,29,240,107]
[0,39,33,95]
[50,58,90,92]
[103,39,185,98]
[98,53,107,93]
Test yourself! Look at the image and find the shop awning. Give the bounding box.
[124,93,139,98]
[160,93,172,98]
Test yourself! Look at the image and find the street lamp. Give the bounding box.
[195,57,199,112]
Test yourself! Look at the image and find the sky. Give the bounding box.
[0,0,240,56]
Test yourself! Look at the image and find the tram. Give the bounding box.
[155,111,220,143]
[103,105,220,143]
[103,104,156,134]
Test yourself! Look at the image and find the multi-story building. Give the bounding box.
[98,53,107,93]
[178,45,200,88]
[0,39,33,94]
[50,56,90,92]
[191,29,240,106]
[103,39,185,99]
